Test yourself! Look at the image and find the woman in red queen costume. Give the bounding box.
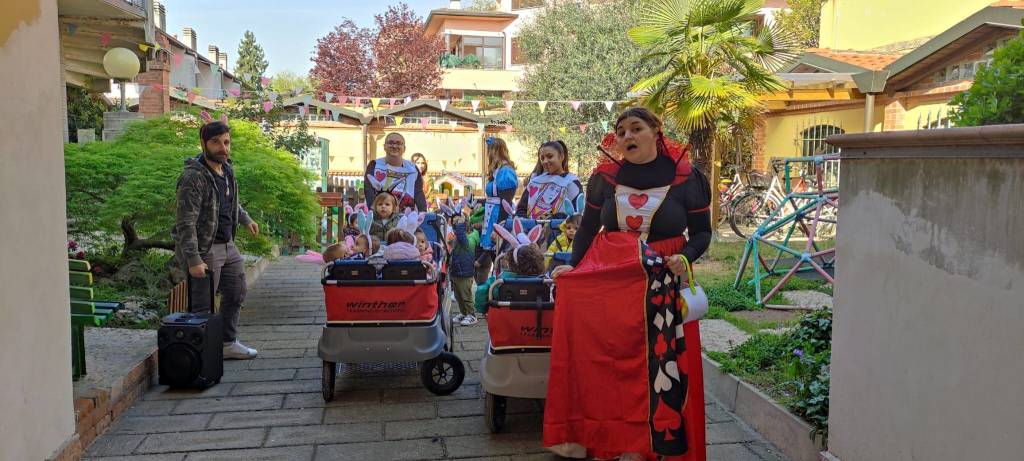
[546,107,712,460]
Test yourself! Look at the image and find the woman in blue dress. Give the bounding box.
[476,137,519,277]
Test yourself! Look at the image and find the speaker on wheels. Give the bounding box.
[158,271,223,388]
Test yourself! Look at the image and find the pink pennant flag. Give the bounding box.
[338,94,347,105]
[579,123,588,133]
[505,125,514,133]
[260,76,271,87]
[389,98,397,107]
[262,101,273,113]
[101,32,111,47]
[405,96,413,104]
[151,83,164,92]
[419,117,429,129]
[504,100,515,113]
[172,53,183,67]
[187,93,196,104]
[571,101,582,111]
[227,87,240,97]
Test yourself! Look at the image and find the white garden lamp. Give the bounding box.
[103,47,140,112]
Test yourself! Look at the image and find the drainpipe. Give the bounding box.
[864,93,875,132]
[361,123,369,167]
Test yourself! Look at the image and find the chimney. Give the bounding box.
[154,1,166,30]
[449,0,461,9]
[218,52,228,70]
[182,27,196,50]
[207,45,219,64]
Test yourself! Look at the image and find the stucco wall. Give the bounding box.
[819,0,995,50]
[0,0,77,459]
[828,132,1024,460]
[307,123,366,174]
[764,106,880,159]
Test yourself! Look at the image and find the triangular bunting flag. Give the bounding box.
[504,100,515,113]
[448,120,458,131]
[298,106,307,116]
[66,23,79,36]
[331,110,340,121]
[187,93,196,104]
[294,86,304,95]
[139,43,150,52]
[225,97,236,105]
[601,121,610,131]
[579,124,588,133]
[389,98,397,107]
[269,91,278,100]
[371,98,381,111]
[172,53,183,67]
[211,64,219,74]
[324,92,334,102]
[571,101,582,111]
[227,87,240,97]
[477,122,485,131]
[192,87,202,95]
[262,101,273,113]
[260,76,271,87]
[405,96,413,104]
[470,100,480,112]
[505,125,514,133]
[605,101,615,112]
[439,99,449,112]
[420,117,429,129]
[152,83,164,92]
[537,101,547,113]
[394,116,404,126]
[558,126,567,134]
[100,32,111,47]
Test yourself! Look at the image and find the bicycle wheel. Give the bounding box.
[729,193,768,239]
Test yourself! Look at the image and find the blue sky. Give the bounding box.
[162,0,451,76]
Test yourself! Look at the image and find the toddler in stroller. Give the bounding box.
[317,210,463,401]
[480,209,556,433]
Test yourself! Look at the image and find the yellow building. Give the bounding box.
[282,97,538,197]
[756,2,1024,171]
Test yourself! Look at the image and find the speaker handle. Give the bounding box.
[185,268,216,314]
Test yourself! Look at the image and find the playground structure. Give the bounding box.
[734,155,839,307]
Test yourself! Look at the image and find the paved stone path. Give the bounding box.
[84,259,790,461]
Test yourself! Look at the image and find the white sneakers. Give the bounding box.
[452,313,465,324]
[223,340,258,360]
[460,314,478,326]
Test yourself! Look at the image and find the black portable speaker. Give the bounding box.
[158,272,223,388]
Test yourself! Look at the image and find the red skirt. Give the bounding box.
[543,232,706,460]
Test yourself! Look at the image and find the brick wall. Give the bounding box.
[51,352,157,460]
[883,99,907,131]
[138,60,170,118]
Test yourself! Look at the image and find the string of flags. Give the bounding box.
[133,82,624,115]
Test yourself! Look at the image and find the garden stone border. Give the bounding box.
[702,354,826,461]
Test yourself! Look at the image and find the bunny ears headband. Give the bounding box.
[200,111,228,125]
[396,209,426,242]
[350,203,374,249]
[492,200,543,265]
[436,196,470,218]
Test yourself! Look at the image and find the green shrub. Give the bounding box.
[706,280,759,311]
[64,114,320,257]
[951,28,1024,126]
[711,307,832,442]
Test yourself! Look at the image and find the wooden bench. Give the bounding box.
[69,259,123,380]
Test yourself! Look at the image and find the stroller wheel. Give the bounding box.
[322,361,338,402]
[420,352,465,395]
[484,392,507,433]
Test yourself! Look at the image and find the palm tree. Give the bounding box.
[629,0,798,169]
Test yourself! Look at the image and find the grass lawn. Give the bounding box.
[695,238,833,335]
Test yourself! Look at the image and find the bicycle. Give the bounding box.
[729,159,829,240]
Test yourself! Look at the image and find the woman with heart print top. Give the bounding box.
[363,133,428,212]
[544,107,712,461]
[515,140,583,219]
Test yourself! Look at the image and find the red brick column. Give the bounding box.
[138,60,170,118]
[883,98,907,131]
[751,115,768,172]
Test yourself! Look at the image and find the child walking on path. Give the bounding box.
[450,215,479,326]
